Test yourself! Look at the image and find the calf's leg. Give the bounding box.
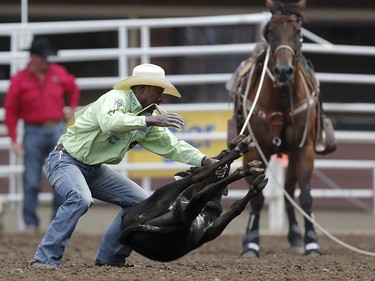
[183,160,264,222]
[200,164,268,243]
[122,135,253,227]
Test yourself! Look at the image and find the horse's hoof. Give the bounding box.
[241,249,259,258]
[304,241,321,256]
[305,249,322,256]
[289,245,304,255]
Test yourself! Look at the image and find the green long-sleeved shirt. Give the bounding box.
[59,89,205,166]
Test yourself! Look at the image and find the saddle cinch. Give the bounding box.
[226,45,337,155]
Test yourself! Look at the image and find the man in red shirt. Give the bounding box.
[4,37,80,233]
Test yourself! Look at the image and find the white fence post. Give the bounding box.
[265,154,288,231]
[142,177,152,194]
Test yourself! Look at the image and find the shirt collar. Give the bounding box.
[127,90,142,113]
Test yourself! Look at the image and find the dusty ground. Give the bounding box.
[1,232,375,281]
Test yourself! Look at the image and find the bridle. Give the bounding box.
[268,14,302,63]
[274,44,295,58]
[247,13,312,149]
[264,14,303,86]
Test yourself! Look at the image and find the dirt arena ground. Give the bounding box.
[1,232,375,281]
[1,204,375,281]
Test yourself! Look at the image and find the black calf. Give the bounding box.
[120,135,268,262]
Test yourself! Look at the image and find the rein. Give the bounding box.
[239,46,271,135]
[296,70,314,147]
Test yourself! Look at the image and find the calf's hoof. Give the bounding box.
[248,160,263,170]
[250,175,268,195]
[230,134,249,148]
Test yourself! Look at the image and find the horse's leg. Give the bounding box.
[240,152,266,258]
[284,157,304,254]
[295,145,321,256]
[241,190,264,258]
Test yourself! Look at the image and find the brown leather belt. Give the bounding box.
[27,120,63,128]
[55,144,70,156]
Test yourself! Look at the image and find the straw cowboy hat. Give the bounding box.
[113,64,181,98]
[25,38,57,59]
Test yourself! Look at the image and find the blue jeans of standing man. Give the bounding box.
[23,122,65,229]
[33,150,149,267]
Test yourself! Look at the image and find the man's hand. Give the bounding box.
[65,107,75,121]
[201,156,228,178]
[12,142,24,157]
[145,113,184,131]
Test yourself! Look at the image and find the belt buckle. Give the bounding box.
[56,144,70,156]
[43,120,57,128]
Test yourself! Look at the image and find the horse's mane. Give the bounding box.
[271,1,304,20]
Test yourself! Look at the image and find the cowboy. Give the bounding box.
[4,37,80,233]
[29,63,226,269]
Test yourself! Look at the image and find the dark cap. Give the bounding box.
[25,38,57,59]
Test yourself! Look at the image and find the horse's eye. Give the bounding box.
[295,29,303,43]
[265,29,274,41]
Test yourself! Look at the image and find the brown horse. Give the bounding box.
[228,0,323,257]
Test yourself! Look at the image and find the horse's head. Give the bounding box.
[263,0,305,86]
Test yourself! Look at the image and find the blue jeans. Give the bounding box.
[34,150,149,267]
[23,122,65,228]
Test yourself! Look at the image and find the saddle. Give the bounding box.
[314,99,337,155]
[302,57,337,154]
[226,42,336,155]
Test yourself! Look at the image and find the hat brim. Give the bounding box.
[24,48,58,59]
[113,75,181,98]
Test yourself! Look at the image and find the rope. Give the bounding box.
[239,46,271,136]
[313,168,373,214]
[264,160,375,256]
[296,70,311,148]
[248,98,375,257]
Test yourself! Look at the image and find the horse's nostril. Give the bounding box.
[274,67,281,76]
[274,66,294,82]
[286,67,294,76]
